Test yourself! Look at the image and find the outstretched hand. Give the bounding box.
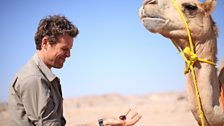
[122,109,142,126]
[104,109,142,126]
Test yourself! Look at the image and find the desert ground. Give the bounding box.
[0,91,198,126]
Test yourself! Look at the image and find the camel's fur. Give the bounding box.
[219,58,224,82]
[139,0,224,125]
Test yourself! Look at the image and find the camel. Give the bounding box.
[139,0,224,126]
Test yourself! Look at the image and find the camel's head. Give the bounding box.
[139,0,217,41]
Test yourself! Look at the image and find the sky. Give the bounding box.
[0,0,223,102]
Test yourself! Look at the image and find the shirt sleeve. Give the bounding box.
[20,75,61,126]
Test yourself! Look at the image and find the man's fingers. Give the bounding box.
[131,112,138,119]
[125,109,142,126]
[125,109,131,116]
[131,114,142,124]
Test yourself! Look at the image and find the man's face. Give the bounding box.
[44,34,74,69]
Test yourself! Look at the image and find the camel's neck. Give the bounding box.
[194,38,217,63]
[185,38,218,105]
[176,38,224,125]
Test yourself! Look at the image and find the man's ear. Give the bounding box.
[41,37,48,51]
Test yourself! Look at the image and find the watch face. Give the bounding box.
[98,119,104,126]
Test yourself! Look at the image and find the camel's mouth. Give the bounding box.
[139,7,169,33]
[141,16,166,23]
[141,16,168,33]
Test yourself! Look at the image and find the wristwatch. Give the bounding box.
[98,119,104,126]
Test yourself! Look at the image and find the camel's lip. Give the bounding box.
[141,17,166,22]
[141,15,166,21]
[139,7,169,32]
[141,17,169,33]
[139,7,166,22]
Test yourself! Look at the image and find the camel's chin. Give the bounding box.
[142,18,167,33]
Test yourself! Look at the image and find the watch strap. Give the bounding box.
[98,119,104,126]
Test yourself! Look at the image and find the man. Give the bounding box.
[8,15,141,126]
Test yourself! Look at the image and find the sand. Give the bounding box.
[0,91,198,126]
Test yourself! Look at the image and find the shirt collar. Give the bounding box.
[32,52,57,82]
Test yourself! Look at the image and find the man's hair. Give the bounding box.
[34,15,79,50]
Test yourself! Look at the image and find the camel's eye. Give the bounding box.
[182,3,198,11]
[182,3,198,17]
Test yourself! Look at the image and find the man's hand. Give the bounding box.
[104,109,142,126]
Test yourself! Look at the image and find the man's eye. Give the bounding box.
[61,48,68,51]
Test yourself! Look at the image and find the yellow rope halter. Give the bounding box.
[170,0,216,125]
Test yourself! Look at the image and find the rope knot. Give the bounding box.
[183,47,198,74]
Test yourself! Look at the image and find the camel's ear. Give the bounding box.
[203,0,217,14]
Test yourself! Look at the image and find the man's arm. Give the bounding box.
[76,123,98,126]
[75,109,142,126]
[20,76,61,125]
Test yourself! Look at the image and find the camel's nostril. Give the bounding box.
[143,0,157,5]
